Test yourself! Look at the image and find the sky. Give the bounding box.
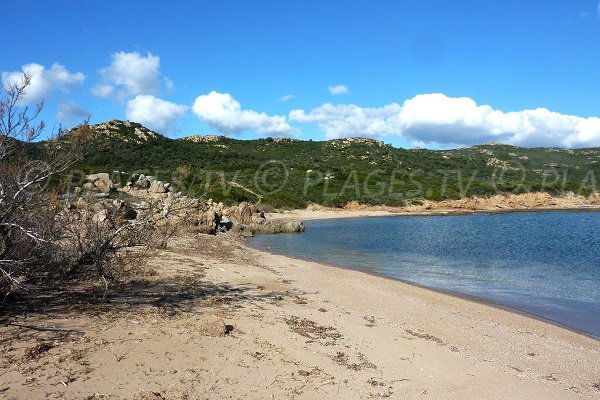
[2,0,600,149]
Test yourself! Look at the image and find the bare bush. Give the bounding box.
[0,74,91,297]
[59,201,150,279]
[145,220,180,250]
[0,75,72,295]
[0,74,194,300]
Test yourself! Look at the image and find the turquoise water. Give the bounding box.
[248,211,600,339]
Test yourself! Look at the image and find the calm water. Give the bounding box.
[248,211,600,339]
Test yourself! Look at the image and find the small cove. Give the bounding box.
[248,211,600,339]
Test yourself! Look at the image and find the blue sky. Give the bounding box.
[2,0,600,148]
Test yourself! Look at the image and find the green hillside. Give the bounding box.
[52,120,600,209]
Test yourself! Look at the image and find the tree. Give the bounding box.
[0,73,81,296]
[0,74,166,300]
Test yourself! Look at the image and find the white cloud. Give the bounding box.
[278,94,295,101]
[92,51,161,99]
[90,84,114,98]
[57,100,90,123]
[164,77,175,92]
[192,91,294,136]
[126,95,187,132]
[1,63,85,104]
[328,84,350,95]
[290,93,600,148]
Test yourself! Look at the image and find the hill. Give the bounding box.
[52,120,600,209]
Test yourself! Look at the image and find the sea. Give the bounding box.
[247,211,600,339]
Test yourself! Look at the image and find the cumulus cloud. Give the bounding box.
[328,84,350,95]
[192,91,294,136]
[290,103,402,138]
[92,51,161,99]
[289,93,600,148]
[57,100,91,123]
[1,63,85,104]
[126,95,187,132]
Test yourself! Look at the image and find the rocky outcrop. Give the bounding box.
[181,134,227,143]
[123,174,172,199]
[197,204,221,234]
[222,202,304,236]
[84,173,116,193]
[225,202,264,225]
[74,174,304,237]
[329,137,385,149]
[76,120,162,144]
[250,220,305,234]
[149,180,167,194]
[400,192,600,212]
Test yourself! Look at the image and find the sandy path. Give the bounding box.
[1,234,598,399]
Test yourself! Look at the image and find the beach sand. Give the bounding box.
[1,214,599,399]
[266,204,600,222]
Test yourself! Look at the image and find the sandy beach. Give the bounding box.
[266,199,600,223]
[1,212,599,399]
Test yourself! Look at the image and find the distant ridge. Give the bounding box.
[50,119,600,208]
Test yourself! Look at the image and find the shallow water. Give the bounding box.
[248,211,600,338]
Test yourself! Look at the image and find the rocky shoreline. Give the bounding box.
[75,172,305,236]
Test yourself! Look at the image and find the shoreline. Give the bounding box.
[267,204,600,222]
[246,238,600,342]
[2,230,600,398]
[264,207,600,341]
[236,237,600,398]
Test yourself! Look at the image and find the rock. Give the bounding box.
[149,192,169,200]
[92,209,110,225]
[250,220,304,234]
[201,319,229,337]
[113,199,137,220]
[206,209,219,231]
[181,134,227,143]
[137,201,151,210]
[225,202,263,225]
[149,180,167,193]
[229,223,253,238]
[134,178,151,190]
[197,207,221,234]
[86,173,116,193]
[219,215,233,231]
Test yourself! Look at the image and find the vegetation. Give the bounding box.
[54,120,600,209]
[0,77,157,298]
